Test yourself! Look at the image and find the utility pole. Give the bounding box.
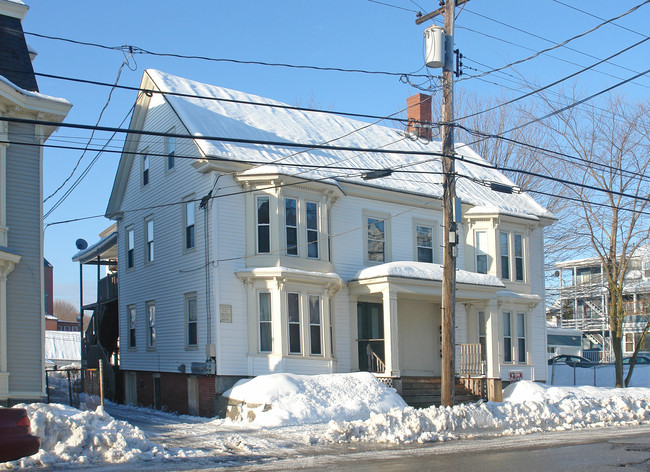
[417,0,457,407]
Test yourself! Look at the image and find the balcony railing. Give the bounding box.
[98,273,118,303]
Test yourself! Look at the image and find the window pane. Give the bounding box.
[188,298,197,321]
[188,323,197,345]
[416,225,433,263]
[288,293,300,322]
[503,312,511,336]
[286,227,298,255]
[476,231,487,274]
[306,202,318,229]
[307,230,319,258]
[518,338,526,363]
[310,326,322,355]
[289,324,301,354]
[517,313,525,337]
[258,226,270,253]
[417,247,433,263]
[186,201,195,226]
[186,225,195,249]
[478,311,486,336]
[504,338,512,363]
[259,293,271,321]
[500,232,509,279]
[476,255,487,274]
[309,295,321,324]
[260,324,272,352]
[286,199,297,226]
[257,197,269,224]
[514,234,522,257]
[309,296,322,355]
[515,259,524,282]
[514,234,524,281]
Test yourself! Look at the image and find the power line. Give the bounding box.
[457,0,650,83]
[23,31,430,79]
[550,0,648,38]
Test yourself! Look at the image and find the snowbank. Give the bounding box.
[223,372,407,426]
[2,403,171,469]
[325,381,650,444]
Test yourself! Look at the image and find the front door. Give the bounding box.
[357,302,385,372]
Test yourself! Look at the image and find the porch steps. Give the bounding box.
[400,377,482,408]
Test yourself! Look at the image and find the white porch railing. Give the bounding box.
[458,343,486,376]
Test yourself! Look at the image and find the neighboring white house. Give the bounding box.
[0,0,71,405]
[554,245,650,362]
[104,70,554,416]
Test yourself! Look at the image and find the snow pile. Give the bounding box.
[3,403,171,469]
[325,381,650,444]
[223,372,406,426]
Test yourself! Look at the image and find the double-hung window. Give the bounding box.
[475,230,488,274]
[186,293,198,347]
[142,151,150,186]
[306,201,319,259]
[517,312,526,363]
[259,292,272,352]
[126,227,135,269]
[287,293,301,354]
[416,225,434,263]
[309,295,322,356]
[146,301,156,348]
[503,312,512,363]
[257,196,270,254]
[165,134,175,171]
[184,200,195,250]
[500,232,510,279]
[514,234,524,281]
[285,198,298,256]
[367,217,385,262]
[128,305,136,348]
[145,218,154,263]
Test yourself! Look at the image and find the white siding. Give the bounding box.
[5,122,44,398]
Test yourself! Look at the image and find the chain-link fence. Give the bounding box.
[45,368,101,408]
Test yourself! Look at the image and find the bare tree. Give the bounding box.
[542,94,650,387]
[53,299,79,322]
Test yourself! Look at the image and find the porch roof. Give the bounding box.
[350,261,504,288]
[72,231,118,264]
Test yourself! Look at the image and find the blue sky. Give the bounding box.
[18,0,650,304]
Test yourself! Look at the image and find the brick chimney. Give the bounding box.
[406,93,432,140]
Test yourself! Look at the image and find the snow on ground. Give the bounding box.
[223,372,406,426]
[2,373,650,469]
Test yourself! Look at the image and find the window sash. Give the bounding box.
[517,312,526,363]
[166,135,175,170]
[476,231,488,274]
[185,201,195,249]
[146,220,154,262]
[285,198,298,256]
[500,232,509,279]
[367,217,385,262]
[142,154,150,186]
[147,302,156,348]
[503,312,512,363]
[127,229,134,268]
[416,225,434,263]
[128,305,136,348]
[478,311,486,362]
[514,234,524,281]
[257,196,270,254]
[306,201,319,259]
[187,296,198,346]
[309,295,322,356]
[287,293,301,354]
[259,292,272,352]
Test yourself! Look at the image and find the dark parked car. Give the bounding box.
[548,354,595,367]
[622,356,650,365]
[0,408,40,462]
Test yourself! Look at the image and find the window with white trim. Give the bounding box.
[503,311,512,363]
[514,234,524,281]
[285,198,298,256]
[146,301,156,348]
[142,150,150,187]
[126,227,135,269]
[500,231,509,279]
[165,134,175,170]
[128,304,136,348]
[306,201,319,259]
[259,292,272,352]
[367,217,386,263]
[517,312,526,363]
[186,293,198,347]
[416,224,434,263]
[475,230,488,274]
[309,295,322,356]
[287,292,301,354]
[145,218,154,263]
[184,200,195,250]
[257,196,270,254]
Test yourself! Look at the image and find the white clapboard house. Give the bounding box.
[104,70,554,415]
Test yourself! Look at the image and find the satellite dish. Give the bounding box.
[75,239,88,250]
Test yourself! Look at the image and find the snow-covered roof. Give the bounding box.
[135,70,553,221]
[352,261,505,287]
